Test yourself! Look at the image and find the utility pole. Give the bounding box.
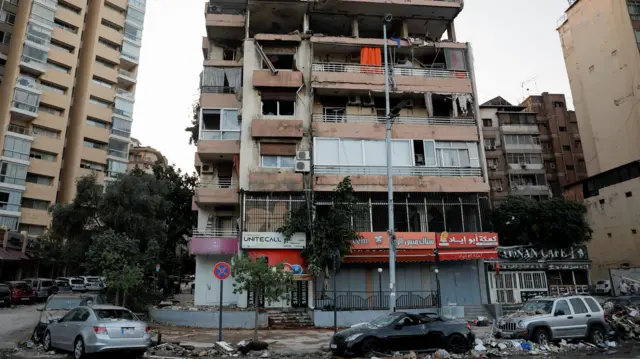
[382,13,396,313]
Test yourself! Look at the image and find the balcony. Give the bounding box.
[311,0,462,22]
[205,3,245,41]
[120,51,139,67]
[509,184,551,196]
[20,55,48,76]
[312,62,471,94]
[7,124,34,141]
[313,165,487,192]
[501,124,539,134]
[197,131,241,161]
[11,92,40,120]
[117,68,137,86]
[189,229,239,256]
[200,87,240,108]
[196,179,239,205]
[115,88,135,100]
[251,119,303,138]
[252,70,303,88]
[312,113,477,141]
[248,171,303,192]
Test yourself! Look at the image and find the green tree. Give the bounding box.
[279,177,365,294]
[184,101,200,145]
[492,196,592,248]
[86,230,144,306]
[231,255,294,340]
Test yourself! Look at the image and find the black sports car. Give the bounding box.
[330,312,475,357]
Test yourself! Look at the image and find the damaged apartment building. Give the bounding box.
[190,0,499,320]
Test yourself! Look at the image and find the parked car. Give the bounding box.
[55,279,73,293]
[595,280,612,295]
[0,284,11,307]
[42,305,151,359]
[23,278,57,302]
[4,281,36,304]
[33,293,107,343]
[69,278,86,292]
[495,295,607,345]
[80,276,104,292]
[330,312,474,357]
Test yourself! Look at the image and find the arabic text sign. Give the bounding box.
[436,232,499,249]
[351,232,436,250]
[497,245,589,261]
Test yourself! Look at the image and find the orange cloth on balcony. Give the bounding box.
[360,47,382,74]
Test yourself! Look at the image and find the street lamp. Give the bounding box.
[377,268,383,308]
[434,268,441,309]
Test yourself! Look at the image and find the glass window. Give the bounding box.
[83,139,107,150]
[0,10,16,25]
[0,215,18,230]
[41,82,65,94]
[121,41,140,60]
[0,162,28,185]
[22,198,49,210]
[260,156,295,169]
[49,40,73,53]
[30,150,57,162]
[424,141,437,166]
[26,173,54,185]
[126,7,144,26]
[391,140,412,166]
[554,300,571,315]
[108,160,127,175]
[315,138,339,165]
[30,3,55,25]
[108,138,128,158]
[39,105,62,116]
[583,297,601,312]
[124,23,142,41]
[89,97,111,108]
[111,118,132,137]
[0,188,23,212]
[92,77,112,88]
[569,298,589,314]
[32,126,59,139]
[13,88,40,111]
[23,44,48,64]
[340,140,363,165]
[86,118,108,128]
[3,136,32,161]
[114,98,134,117]
[48,61,70,73]
[364,140,386,166]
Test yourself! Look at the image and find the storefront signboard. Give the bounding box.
[437,232,499,249]
[351,232,436,250]
[241,232,305,249]
[497,245,589,261]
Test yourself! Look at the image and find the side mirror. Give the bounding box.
[554,310,565,316]
[36,306,44,312]
[394,323,403,330]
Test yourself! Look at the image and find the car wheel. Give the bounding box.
[42,331,52,352]
[532,328,550,345]
[446,333,468,354]
[360,337,380,357]
[74,337,85,359]
[589,325,605,345]
[32,327,40,343]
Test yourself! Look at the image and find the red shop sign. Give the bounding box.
[436,232,499,249]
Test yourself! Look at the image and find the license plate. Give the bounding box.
[21,298,30,301]
[330,344,337,349]
[122,327,135,335]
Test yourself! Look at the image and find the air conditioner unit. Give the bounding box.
[347,96,361,105]
[296,150,310,161]
[496,186,504,192]
[295,160,310,173]
[362,97,375,107]
[201,164,214,174]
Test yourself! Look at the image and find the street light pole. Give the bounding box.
[383,13,396,314]
[377,268,383,309]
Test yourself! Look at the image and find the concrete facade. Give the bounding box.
[0,0,147,235]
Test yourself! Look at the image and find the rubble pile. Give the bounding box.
[147,340,271,358]
[604,301,640,341]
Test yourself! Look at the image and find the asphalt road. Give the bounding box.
[0,304,39,349]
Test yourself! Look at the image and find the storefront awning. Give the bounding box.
[438,249,498,261]
[0,248,19,261]
[344,249,435,263]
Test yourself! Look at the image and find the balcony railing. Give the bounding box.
[114,108,133,118]
[116,88,134,99]
[117,68,136,78]
[128,0,146,9]
[200,130,240,140]
[108,149,128,159]
[111,127,131,138]
[25,32,50,47]
[314,165,482,177]
[192,228,239,238]
[8,124,32,136]
[549,285,590,296]
[120,51,139,62]
[200,178,238,189]
[314,291,439,311]
[12,100,38,114]
[34,0,58,9]
[21,55,47,68]
[312,113,475,126]
[201,86,235,94]
[312,62,470,79]
[124,33,142,42]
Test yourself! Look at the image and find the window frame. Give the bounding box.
[260,155,295,169]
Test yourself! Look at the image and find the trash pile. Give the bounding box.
[148,340,273,358]
[604,300,640,341]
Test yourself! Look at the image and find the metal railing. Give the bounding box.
[200,130,240,140]
[124,33,141,42]
[110,128,131,138]
[117,68,136,78]
[549,285,590,296]
[201,86,235,94]
[3,149,30,161]
[115,88,134,99]
[108,149,128,159]
[314,291,439,311]
[314,165,482,177]
[0,203,21,212]
[312,62,470,79]
[312,113,475,126]
[15,75,41,91]
[200,178,238,189]
[192,228,239,238]
[21,55,47,68]
[8,124,32,136]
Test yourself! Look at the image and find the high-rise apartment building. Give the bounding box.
[558,0,640,280]
[479,93,586,207]
[0,0,145,236]
[192,0,498,312]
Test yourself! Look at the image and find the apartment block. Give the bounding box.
[0,0,146,236]
[559,0,640,280]
[128,137,167,173]
[192,0,498,312]
[479,94,586,207]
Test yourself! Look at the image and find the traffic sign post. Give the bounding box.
[213,262,231,341]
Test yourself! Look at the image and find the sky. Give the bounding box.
[130,0,574,173]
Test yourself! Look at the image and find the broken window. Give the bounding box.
[261,92,296,116]
[200,109,240,140]
[263,54,295,70]
[432,94,451,117]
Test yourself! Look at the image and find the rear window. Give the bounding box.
[94,309,136,321]
[71,279,83,284]
[569,298,589,314]
[12,283,31,290]
[55,280,68,286]
[583,297,602,312]
[41,281,54,287]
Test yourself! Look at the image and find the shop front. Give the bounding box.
[241,231,310,308]
[434,232,499,306]
[190,233,240,306]
[486,245,591,304]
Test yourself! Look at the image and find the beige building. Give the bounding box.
[0,0,146,236]
[128,137,167,173]
[559,0,640,280]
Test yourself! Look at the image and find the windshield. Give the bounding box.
[71,279,83,285]
[45,298,83,310]
[95,309,137,321]
[520,300,554,314]
[369,314,401,327]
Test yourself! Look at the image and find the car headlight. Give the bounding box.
[346,333,363,342]
[517,320,525,328]
[40,317,50,324]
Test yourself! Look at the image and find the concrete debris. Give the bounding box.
[148,342,219,357]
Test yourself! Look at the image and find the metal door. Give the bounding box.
[291,281,308,308]
[550,299,574,339]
